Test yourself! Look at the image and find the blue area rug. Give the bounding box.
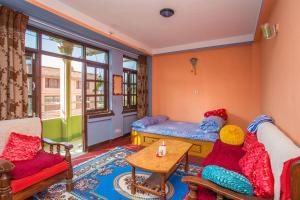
[34,147,200,200]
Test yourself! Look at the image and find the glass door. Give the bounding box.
[41,54,83,154]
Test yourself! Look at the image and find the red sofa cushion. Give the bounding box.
[2,132,41,161]
[11,150,65,180]
[197,140,245,200]
[242,132,258,151]
[239,141,274,198]
[202,140,245,173]
[11,161,69,193]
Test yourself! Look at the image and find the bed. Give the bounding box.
[131,120,221,158]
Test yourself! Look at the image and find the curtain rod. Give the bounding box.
[28,17,139,58]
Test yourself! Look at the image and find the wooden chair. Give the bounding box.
[183,122,300,200]
[0,118,73,200]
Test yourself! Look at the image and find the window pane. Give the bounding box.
[86,96,95,111]
[86,81,95,95]
[71,61,83,116]
[41,55,64,119]
[131,84,136,95]
[96,96,104,109]
[28,97,33,116]
[96,82,104,95]
[86,47,108,64]
[131,95,137,106]
[130,73,137,83]
[42,34,83,58]
[123,72,128,83]
[28,77,32,96]
[123,95,128,107]
[96,68,104,81]
[25,30,37,49]
[26,55,33,74]
[124,84,128,95]
[86,66,95,80]
[123,57,137,70]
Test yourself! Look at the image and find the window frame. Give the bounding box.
[84,60,109,114]
[25,26,112,118]
[122,56,138,113]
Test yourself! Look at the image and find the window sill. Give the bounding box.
[122,109,137,114]
[86,110,115,119]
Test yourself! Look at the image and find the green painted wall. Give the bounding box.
[42,116,82,142]
[42,118,62,141]
[71,115,82,139]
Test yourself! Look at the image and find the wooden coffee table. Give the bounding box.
[126,139,192,200]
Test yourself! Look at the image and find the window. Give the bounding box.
[76,80,81,89]
[25,28,110,118]
[123,57,137,111]
[41,34,83,58]
[25,30,38,49]
[26,52,35,116]
[45,78,60,88]
[86,65,108,112]
[86,47,108,64]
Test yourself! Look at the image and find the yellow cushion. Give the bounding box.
[220,125,245,145]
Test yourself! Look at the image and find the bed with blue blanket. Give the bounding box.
[131,115,225,158]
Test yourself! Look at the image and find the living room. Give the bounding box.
[0,0,299,200]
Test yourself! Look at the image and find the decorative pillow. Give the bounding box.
[11,150,64,180]
[220,125,245,146]
[204,108,228,121]
[253,150,274,198]
[243,132,258,151]
[2,132,41,162]
[132,116,157,129]
[202,165,253,195]
[202,140,245,174]
[239,140,274,198]
[239,141,265,179]
[199,116,225,133]
[152,115,169,123]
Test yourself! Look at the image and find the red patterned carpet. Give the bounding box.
[73,135,203,166]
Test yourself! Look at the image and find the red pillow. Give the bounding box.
[243,132,258,151]
[2,132,41,162]
[10,150,65,180]
[239,141,274,198]
[204,108,228,121]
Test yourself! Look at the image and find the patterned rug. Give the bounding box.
[34,147,200,200]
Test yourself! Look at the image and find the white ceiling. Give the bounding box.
[32,0,262,54]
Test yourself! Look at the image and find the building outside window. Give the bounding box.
[45,78,60,88]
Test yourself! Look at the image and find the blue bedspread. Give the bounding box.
[133,120,219,142]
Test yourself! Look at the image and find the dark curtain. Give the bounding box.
[0,6,29,120]
[137,55,148,119]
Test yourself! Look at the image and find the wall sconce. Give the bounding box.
[190,57,198,75]
[261,23,279,39]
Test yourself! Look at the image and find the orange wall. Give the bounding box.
[152,44,261,129]
[260,0,300,145]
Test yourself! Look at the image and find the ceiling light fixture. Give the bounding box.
[160,8,174,18]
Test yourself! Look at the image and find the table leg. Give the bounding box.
[160,173,166,200]
[131,166,136,195]
[185,152,189,172]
